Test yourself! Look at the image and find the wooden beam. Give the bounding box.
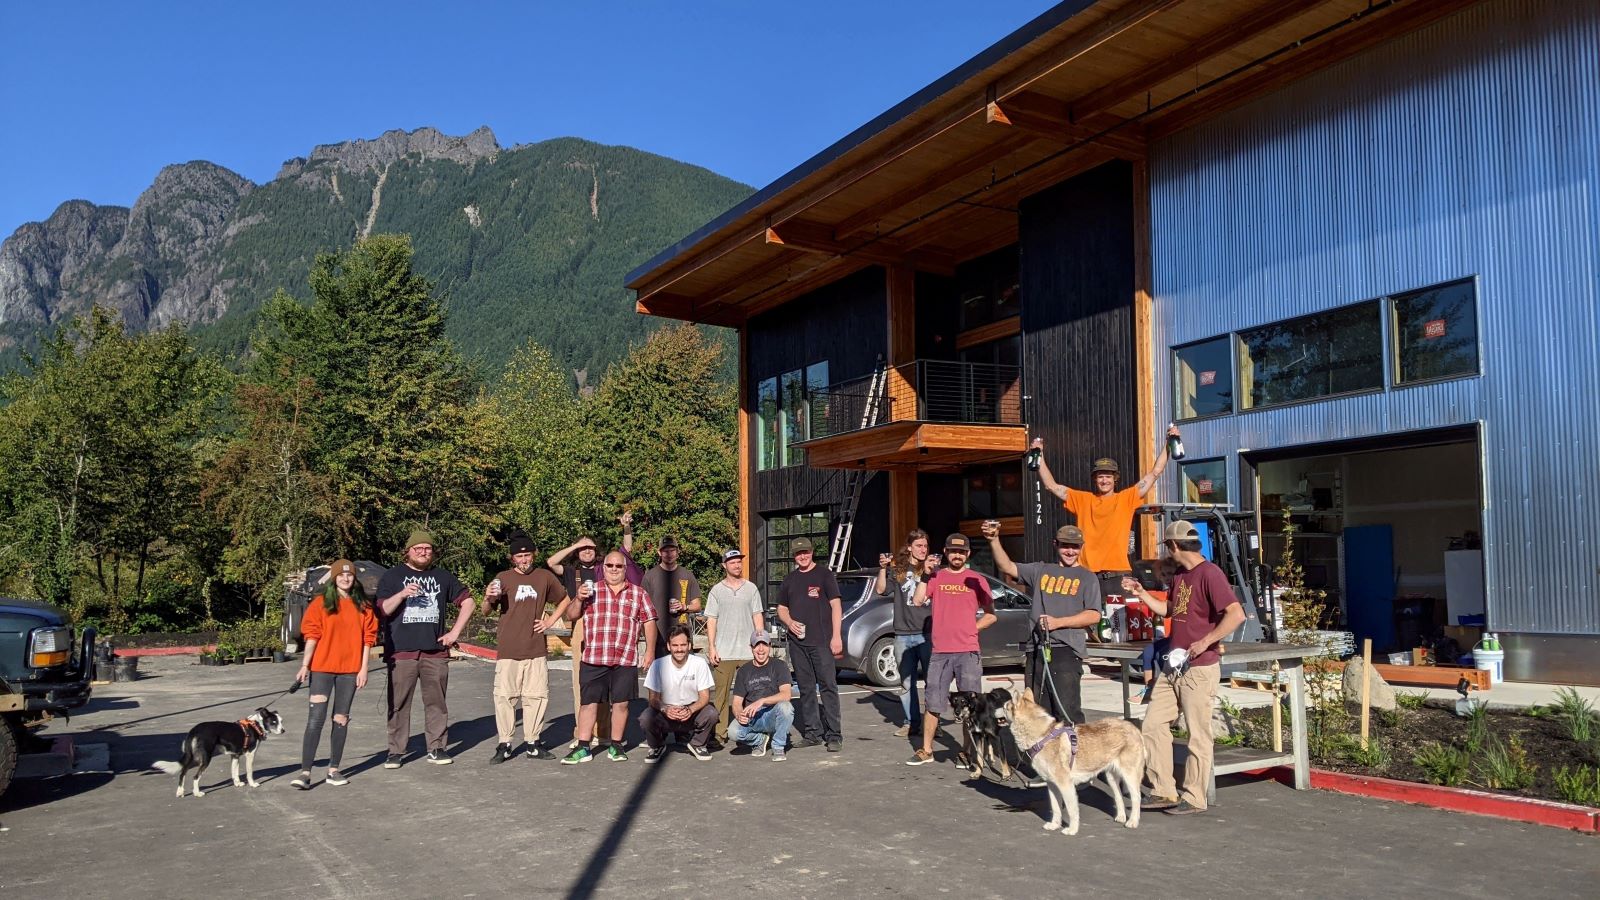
[1131,159,1158,555]
[955,315,1021,351]
[1148,0,1481,140]
[765,220,957,276]
[1068,0,1335,120]
[737,325,752,561]
[635,292,744,327]
[986,92,1147,158]
[833,134,1035,239]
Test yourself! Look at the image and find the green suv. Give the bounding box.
[0,598,96,798]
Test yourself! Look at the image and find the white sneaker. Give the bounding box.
[751,735,770,757]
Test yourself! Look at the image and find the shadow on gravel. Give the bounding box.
[565,745,672,899]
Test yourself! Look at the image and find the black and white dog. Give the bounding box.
[949,688,1014,778]
[153,707,284,797]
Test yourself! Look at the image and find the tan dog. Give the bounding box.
[1000,689,1143,835]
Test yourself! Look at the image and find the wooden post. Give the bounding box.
[737,325,753,558]
[1359,638,1373,749]
[1270,659,1283,753]
[1131,160,1159,554]
[887,266,919,540]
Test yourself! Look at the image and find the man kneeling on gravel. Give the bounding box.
[728,630,793,761]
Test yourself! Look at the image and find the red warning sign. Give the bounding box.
[1197,479,1214,494]
[1199,370,1217,386]
[1423,319,1446,339]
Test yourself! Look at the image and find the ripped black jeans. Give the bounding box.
[301,671,357,772]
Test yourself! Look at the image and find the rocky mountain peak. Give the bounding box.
[278,126,502,180]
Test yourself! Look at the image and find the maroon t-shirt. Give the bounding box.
[927,568,994,654]
[1166,560,1240,667]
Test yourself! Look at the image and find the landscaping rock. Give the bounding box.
[1342,657,1397,711]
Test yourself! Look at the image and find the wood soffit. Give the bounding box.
[631,0,1462,324]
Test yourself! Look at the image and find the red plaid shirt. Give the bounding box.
[580,582,657,667]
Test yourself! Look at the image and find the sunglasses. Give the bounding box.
[603,563,626,570]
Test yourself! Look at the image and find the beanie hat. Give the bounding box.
[405,529,437,551]
[509,533,535,555]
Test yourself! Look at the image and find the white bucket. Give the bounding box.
[1473,648,1504,686]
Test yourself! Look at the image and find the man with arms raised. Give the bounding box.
[1031,425,1180,596]
[640,625,718,761]
[704,548,764,748]
[1120,521,1247,815]
[982,521,1101,724]
[485,533,569,763]
[562,550,658,764]
[776,537,844,752]
[728,630,794,761]
[378,530,475,768]
[907,533,996,767]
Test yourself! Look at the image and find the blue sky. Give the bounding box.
[0,0,1053,238]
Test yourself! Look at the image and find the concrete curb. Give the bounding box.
[455,642,498,661]
[1265,766,1600,833]
[113,645,214,657]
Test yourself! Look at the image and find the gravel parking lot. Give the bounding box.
[2,654,1594,899]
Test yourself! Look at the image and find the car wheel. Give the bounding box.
[0,715,18,800]
[866,636,900,688]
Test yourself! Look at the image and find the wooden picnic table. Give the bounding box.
[1087,641,1319,799]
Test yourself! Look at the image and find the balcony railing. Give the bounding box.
[808,359,1023,439]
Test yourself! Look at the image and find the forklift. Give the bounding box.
[1133,502,1277,644]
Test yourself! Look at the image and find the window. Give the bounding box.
[765,510,830,593]
[755,360,830,471]
[1179,458,1229,505]
[963,463,1025,520]
[956,246,1020,330]
[756,378,779,471]
[1392,279,1478,384]
[1237,301,1382,410]
[1173,337,1234,420]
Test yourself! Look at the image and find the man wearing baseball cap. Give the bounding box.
[376,529,474,767]
[776,536,844,751]
[907,533,996,767]
[728,630,794,761]
[484,533,569,763]
[982,522,1102,724]
[1119,520,1246,815]
[641,534,702,658]
[704,548,764,748]
[1029,425,1182,597]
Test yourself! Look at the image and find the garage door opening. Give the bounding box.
[1244,427,1484,657]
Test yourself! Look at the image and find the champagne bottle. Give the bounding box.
[1167,423,1186,461]
[1026,446,1042,471]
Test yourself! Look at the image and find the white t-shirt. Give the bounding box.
[705,580,763,661]
[644,653,715,706]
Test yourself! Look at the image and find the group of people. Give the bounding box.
[287,430,1246,818]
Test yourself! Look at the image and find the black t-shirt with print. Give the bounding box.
[378,565,469,653]
[777,565,841,647]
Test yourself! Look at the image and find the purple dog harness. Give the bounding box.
[1025,722,1078,766]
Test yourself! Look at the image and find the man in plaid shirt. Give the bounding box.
[563,550,659,764]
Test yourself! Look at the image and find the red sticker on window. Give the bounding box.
[1197,479,1214,494]
[1199,370,1217,386]
[1423,319,1446,339]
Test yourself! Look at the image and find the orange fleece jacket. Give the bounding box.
[302,596,378,674]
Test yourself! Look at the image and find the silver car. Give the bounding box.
[788,569,1036,687]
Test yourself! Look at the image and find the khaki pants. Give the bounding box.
[711,658,747,743]
[1141,663,1221,809]
[387,655,449,755]
[493,657,550,746]
[569,619,610,740]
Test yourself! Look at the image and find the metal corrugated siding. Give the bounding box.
[1148,0,1600,634]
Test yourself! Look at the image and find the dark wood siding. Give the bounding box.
[1018,161,1138,562]
[746,266,890,587]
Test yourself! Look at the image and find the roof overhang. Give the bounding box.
[629,0,1482,326]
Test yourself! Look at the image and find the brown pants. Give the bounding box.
[493,657,550,746]
[1141,663,1221,809]
[569,619,610,740]
[387,655,449,755]
[711,658,746,743]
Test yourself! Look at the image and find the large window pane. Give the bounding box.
[1173,337,1233,419]
[806,361,830,442]
[963,469,995,519]
[756,377,778,471]
[1393,279,1478,384]
[1237,301,1382,410]
[1179,458,1229,505]
[780,369,805,466]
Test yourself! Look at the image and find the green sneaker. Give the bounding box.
[560,746,593,765]
[605,745,629,762]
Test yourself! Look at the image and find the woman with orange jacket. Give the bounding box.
[292,559,378,789]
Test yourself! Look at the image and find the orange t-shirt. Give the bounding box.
[1063,485,1142,573]
[302,596,379,674]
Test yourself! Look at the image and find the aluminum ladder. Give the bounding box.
[827,358,887,572]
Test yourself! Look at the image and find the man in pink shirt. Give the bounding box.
[906,533,996,767]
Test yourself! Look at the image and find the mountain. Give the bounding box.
[0,127,752,379]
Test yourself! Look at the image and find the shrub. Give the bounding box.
[1414,742,1470,786]
[1332,733,1385,768]
[1464,700,1492,752]
[1552,766,1600,807]
[1477,735,1536,790]
[1550,687,1597,744]
[1375,707,1402,729]
[1395,692,1429,711]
